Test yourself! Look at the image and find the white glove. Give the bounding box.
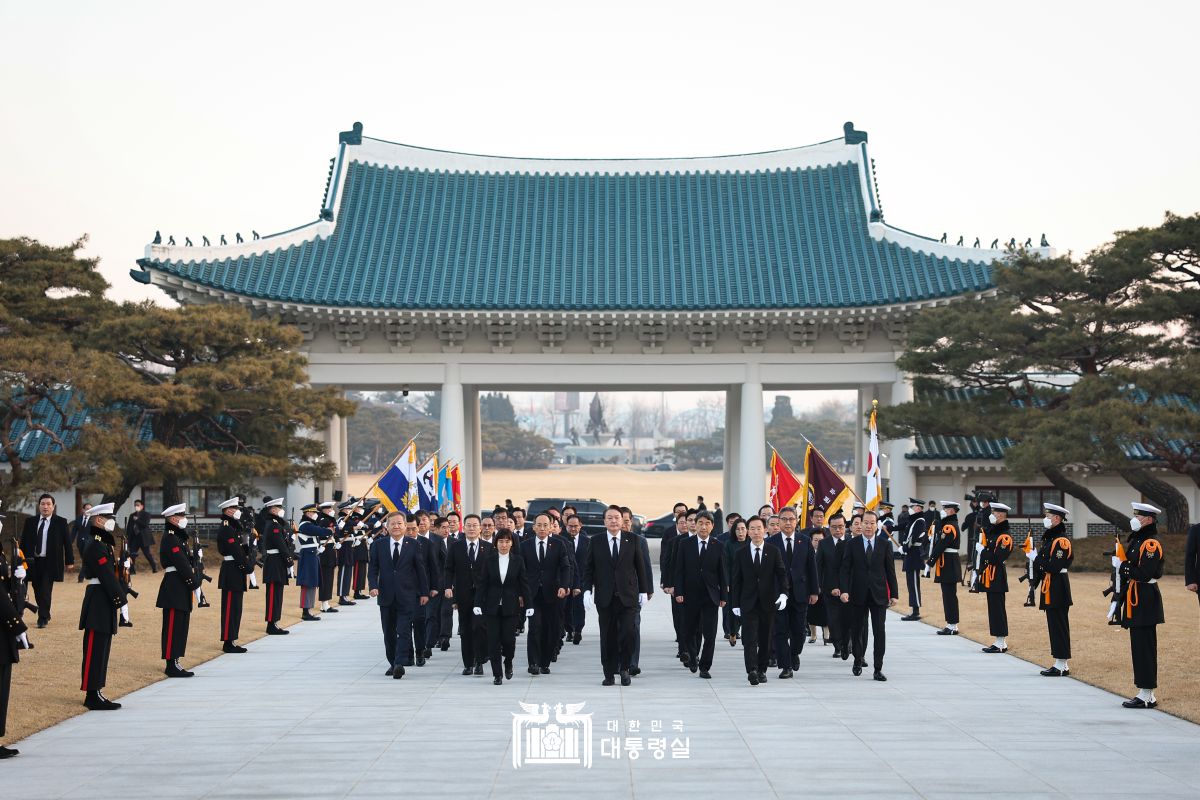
[974,542,984,553]
[583,591,594,609]
[638,593,647,608]
[123,559,131,570]
[317,545,325,554]
[472,607,482,616]
[334,542,342,550]
[197,548,204,559]
[1111,555,1122,569]
[775,593,788,611]
[525,608,535,618]
[13,566,26,580]
[1026,550,1037,562]
[18,632,31,649]
[732,607,741,617]
[288,567,295,578]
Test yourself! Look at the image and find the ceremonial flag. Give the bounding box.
[368,439,419,513]
[799,442,853,528]
[450,463,462,515]
[417,452,440,513]
[437,462,455,513]
[865,400,883,511]
[769,448,803,512]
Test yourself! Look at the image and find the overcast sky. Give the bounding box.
[3,1,1196,410]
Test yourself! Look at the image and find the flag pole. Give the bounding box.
[360,435,419,502]
[795,432,866,506]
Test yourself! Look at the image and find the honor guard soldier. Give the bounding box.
[217,497,251,653]
[1119,502,1165,708]
[928,501,962,635]
[316,501,339,614]
[1,505,30,758]
[352,513,371,600]
[978,502,1014,653]
[295,504,324,621]
[1035,502,1073,676]
[78,503,126,710]
[260,497,294,635]
[899,499,929,621]
[157,504,197,678]
[335,499,360,606]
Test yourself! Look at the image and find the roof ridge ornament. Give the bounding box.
[339,122,364,145]
[843,121,868,145]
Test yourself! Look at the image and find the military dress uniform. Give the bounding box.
[1,518,31,756]
[978,510,1014,651]
[295,506,324,621]
[336,505,360,604]
[900,500,929,620]
[316,502,339,612]
[1119,503,1166,708]
[216,498,251,652]
[260,499,294,634]
[156,507,197,678]
[928,502,962,634]
[1035,503,1073,675]
[78,503,126,710]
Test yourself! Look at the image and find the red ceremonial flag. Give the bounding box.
[769,448,803,513]
[800,442,853,528]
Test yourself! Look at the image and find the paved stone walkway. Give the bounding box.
[14,570,1200,798]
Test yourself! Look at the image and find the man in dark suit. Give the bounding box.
[520,514,571,675]
[475,530,532,684]
[20,493,73,628]
[769,506,818,678]
[731,516,788,685]
[423,518,449,655]
[443,514,492,675]
[839,510,899,681]
[125,499,157,575]
[817,513,851,660]
[564,514,591,645]
[72,503,92,583]
[582,505,651,686]
[660,511,691,664]
[1185,522,1200,608]
[672,510,726,678]
[620,507,655,676]
[368,511,430,679]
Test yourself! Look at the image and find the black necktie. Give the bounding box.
[539,540,545,562]
[754,547,761,567]
[786,537,793,561]
[611,537,618,562]
[392,541,400,568]
[700,539,706,556]
[866,540,873,560]
[469,542,476,564]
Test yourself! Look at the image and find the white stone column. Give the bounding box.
[326,413,344,498]
[726,384,742,514]
[886,375,917,508]
[722,388,733,511]
[736,370,765,517]
[440,366,467,513]
[337,413,349,496]
[463,386,482,514]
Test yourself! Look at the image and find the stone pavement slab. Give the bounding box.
[12,555,1200,799]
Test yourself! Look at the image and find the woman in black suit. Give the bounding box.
[474,530,532,685]
[722,520,748,645]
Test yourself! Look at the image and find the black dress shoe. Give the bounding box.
[628,667,641,676]
[84,692,121,711]
[779,668,793,679]
[602,676,615,686]
[748,672,759,685]
[981,645,1008,654]
[900,613,921,621]
[198,600,211,608]
[164,661,194,678]
[528,666,540,676]
[572,632,581,645]
[353,593,369,600]
[462,668,472,676]
[768,657,776,668]
[699,670,711,679]
[792,656,800,670]
[439,638,450,651]
[688,659,698,674]
[873,671,887,682]
[119,619,133,627]
[339,599,356,606]
[416,656,425,667]
[385,667,394,676]
[474,664,484,676]
[505,664,514,680]
[1039,667,1069,677]
[393,665,405,679]
[266,623,290,635]
[757,671,767,683]
[494,676,504,685]
[37,621,47,629]
[0,745,18,759]
[540,666,550,675]
[302,611,320,621]
[324,607,339,613]
[620,671,631,686]
[936,627,959,636]
[223,642,247,653]
[852,665,863,676]
[1122,697,1151,708]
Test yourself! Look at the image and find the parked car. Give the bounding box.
[641,511,678,538]
[525,498,644,537]
[653,462,673,472]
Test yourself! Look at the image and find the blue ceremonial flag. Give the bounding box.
[369,440,419,514]
[437,462,455,512]
[416,452,439,513]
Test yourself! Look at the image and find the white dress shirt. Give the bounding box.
[498,552,510,583]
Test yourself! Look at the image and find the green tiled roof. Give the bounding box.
[2,390,152,463]
[134,138,997,311]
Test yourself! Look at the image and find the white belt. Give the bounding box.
[1059,569,1068,573]
[164,566,177,573]
[266,549,281,554]
[1147,578,1158,584]
[299,544,318,550]
[88,578,100,585]
[223,555,235,561]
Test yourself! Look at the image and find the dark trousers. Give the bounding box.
[264,582,284,622]
[439,593,454,640]
[486,613,519,677]
[129,541,157,573]
[424,595,443,647]
[682,600,719,671]
[1130,626,1158,689]
[986,591,1008,637]
[741,607,775,675]
[773,601,809,667]
[221,590,244,642]
[671,598,686,651]
[596,601,637,677]
[722,604,741,638]
[161,607,190,660]
[940,581,959,624]
[905,569,922,610]
[353,561,367,592]
[30,558,55,624]
[824,593,848,654]
[849,602,887,671]
[80,629,112,692]
[567,593,586,634]
[411,602,428,654]
[319,565,336,602]
[1045,606,1071,659]
[631,609,643,668]
[380,601,416,667]
[456,603,484,668]
[527,593,560,669]
[337,562,353,597]
[0,661,10,737]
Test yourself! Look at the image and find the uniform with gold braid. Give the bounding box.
[1118,503,1166,708]
[1034,502,1073,676]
